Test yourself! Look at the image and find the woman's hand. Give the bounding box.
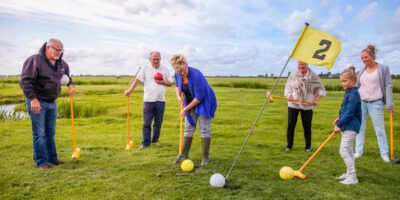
[180,107,188,119]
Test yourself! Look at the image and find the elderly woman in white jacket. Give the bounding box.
[284,60,326,153]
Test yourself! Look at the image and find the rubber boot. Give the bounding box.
[201,138,211,166]
[176,137,193,162]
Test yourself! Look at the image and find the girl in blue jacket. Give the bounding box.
[333,66,361,185]
[171,54,217,166]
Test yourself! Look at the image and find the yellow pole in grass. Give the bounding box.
[126,96,133,150]
[179,94,185,155]
[69,85,80,159]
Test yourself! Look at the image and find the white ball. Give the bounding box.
[210,173,225,188]
[60,74,70,86]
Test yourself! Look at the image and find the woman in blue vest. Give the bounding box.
[171,54,217,166]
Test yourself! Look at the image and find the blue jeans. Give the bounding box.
[26,99,59,166]
[142,101,165,146]
[355,100,388,157]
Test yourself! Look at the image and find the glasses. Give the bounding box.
[50,46,64,53]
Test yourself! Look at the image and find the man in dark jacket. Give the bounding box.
[20,38,74,169]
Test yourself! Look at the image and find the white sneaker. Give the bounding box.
[336,173,348,180]
[354,153,362,159]
[382,155,390,163]
[340,178,358,185]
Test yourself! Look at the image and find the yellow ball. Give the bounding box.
[181,159,194,172]
[279,166,294,180]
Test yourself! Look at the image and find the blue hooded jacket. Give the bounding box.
[337,87,362,133]
[174,67,217,127]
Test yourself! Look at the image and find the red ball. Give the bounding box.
[153,72,164,81]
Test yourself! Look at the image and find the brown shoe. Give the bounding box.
[51,160,65,165]
[38,164,51,169]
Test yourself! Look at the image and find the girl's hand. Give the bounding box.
[332,118,339,125]
[334,125,341,133]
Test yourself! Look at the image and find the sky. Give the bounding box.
[0,0,399,76]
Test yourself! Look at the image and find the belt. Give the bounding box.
[362,99,382,103]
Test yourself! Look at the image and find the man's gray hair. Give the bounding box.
[149,51,161,58]
[46,38,62,47]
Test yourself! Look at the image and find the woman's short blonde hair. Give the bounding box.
[170,54,188,71]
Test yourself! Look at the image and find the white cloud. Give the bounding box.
[282,9,314,39]
[345,5,354,13]
[357,2,379,22]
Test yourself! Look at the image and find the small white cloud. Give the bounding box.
[345,5,353,13]
[282,9,314,39]
[357,2,379,22]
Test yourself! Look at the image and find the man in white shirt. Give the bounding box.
[124,51,173,149]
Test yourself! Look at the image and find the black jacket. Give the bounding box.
[20,42,72,102]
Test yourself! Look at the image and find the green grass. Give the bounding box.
[1,77,400,199]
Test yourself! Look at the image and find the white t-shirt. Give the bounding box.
[136,65,173,102]
[359,69,383,101]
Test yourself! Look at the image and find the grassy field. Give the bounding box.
[1,77,400,199]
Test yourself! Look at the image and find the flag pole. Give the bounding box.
[225,22,313,181]
[225,55,292,180]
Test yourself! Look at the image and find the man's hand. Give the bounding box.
[124,89,132,96]
[30,98,41,114]
[155,80,165,85]
[69,86,75,96]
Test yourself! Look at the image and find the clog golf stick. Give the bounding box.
[293,131,337,179]
[389,111,400,164]
[176,95,185,162]
[266,91,313,105]
[126,96,133,150]
[69,85,80,159]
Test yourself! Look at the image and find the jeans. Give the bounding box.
[184,110,212,138]
[286,107,313,150]
[26,99,59,166]
[340,131,357,179]
[355,100,388,157]
[142,101,165,146]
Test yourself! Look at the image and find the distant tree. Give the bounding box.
[287,71,291,77]
[270,73,274,77]
[265,73,269,78]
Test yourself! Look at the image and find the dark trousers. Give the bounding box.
[286,107,313,150]
[142,101,165,146]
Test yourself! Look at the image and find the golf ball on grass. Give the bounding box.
[181,159,194,172]
[279,166,294,180]
[210,173,225,188]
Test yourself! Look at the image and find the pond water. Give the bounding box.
[0,104,28,120]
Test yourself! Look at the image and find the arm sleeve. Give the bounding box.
[193,73,207,102]
[20,56,38,99]
[64,62,73,86]
[383,66,394,109]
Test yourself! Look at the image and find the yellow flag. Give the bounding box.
[290,24,342,70]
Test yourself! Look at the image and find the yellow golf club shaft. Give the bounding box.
[297,131,337,173]
[390,111,394,160]
[179,95,184,155]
